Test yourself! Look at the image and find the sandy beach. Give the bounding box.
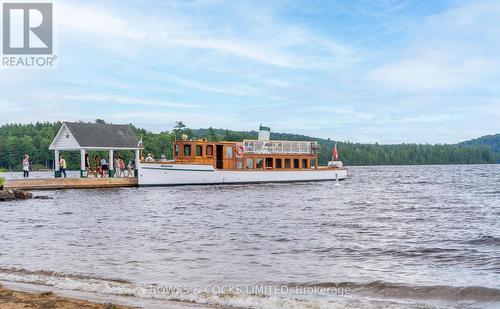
[0,284,136,309]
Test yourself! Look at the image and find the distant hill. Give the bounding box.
[459,134,500,153]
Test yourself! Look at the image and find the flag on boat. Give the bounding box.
[333,143,339,161]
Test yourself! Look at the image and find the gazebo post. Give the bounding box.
[54,150,61,178]
[80,149,87,178]
[109,149,114,177]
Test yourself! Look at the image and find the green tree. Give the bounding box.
[173,121,186,140]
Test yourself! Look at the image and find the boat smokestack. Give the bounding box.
[258,125,270,141]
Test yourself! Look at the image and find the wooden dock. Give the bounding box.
[4,178,138,190]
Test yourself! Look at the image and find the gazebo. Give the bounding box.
[49,122,142,178]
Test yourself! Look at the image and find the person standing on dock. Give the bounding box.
[94,155,101,177]
[22,155,30,178]
[85,154,90,176]
[114,156,120,177]
[59,155,67,178]
[119,157,126,177]
[127,161,134,177]
[113,154,122,178]
[101,157,108,177]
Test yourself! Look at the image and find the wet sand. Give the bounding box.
[0,282,224,309]
[0,284,136,309]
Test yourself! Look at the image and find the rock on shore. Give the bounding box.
[0,189,33,201]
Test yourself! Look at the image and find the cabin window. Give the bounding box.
[236,161,243,170]
[196,145,202,156]
[226,146,233,158]
[175,144,179,156]
[184,144,191,156]
[302,159,308,169]
[246,158,254,169]
[275,158,282,169]
[284,159,291,168]
[256,158,263,169]
[265,157,273,168]
[206,145,213,156]
[293,159,300,169]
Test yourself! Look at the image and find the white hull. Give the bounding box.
[138,163,347,186]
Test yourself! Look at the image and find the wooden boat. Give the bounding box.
[138,126,347,186]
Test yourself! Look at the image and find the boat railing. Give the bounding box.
[141,159,212,165]
[243,140,319,155]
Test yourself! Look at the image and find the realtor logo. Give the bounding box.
[2,3,53,54]
[1,2,56,68]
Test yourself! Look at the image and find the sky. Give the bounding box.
[1,0,499,144]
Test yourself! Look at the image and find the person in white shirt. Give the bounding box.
[22,155,30,178]
[145,153,154,162]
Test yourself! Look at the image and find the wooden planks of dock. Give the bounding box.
[4,177,138,190]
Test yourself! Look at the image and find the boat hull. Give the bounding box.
[138,163,347,186]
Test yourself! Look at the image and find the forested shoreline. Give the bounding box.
[0,121,498,171]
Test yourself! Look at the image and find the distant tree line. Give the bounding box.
[189,127,498,165]
[0,121,498,171]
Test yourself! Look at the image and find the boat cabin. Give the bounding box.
[172,126,320,171]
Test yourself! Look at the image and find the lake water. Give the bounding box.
[1,165,499,308]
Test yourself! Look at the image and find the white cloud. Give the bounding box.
[161,74,257,97]
[58,3,147,39]
[427,0,500,34]
[56,1,355,69]
[369,57,491,91]
[110,110,239,131]
[62,94,199,108]
[367,1,500,92]
[354,0,409,17]
[264,79,292,88]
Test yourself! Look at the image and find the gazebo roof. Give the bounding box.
[49,122,141,150]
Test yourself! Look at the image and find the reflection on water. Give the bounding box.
[1,165,499,308]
